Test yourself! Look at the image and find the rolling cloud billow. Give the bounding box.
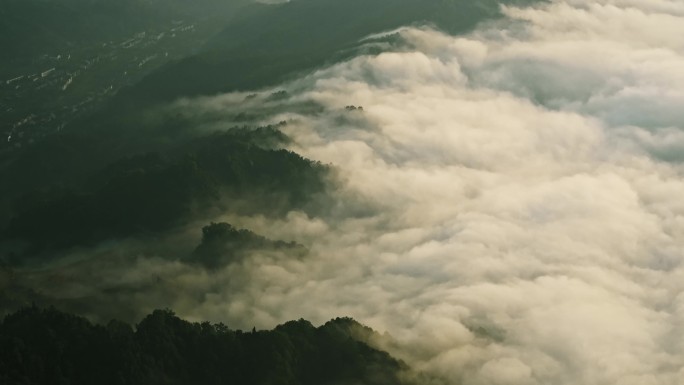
[7,0,684,384]
[177,1,684,384]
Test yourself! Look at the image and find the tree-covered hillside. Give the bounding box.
[0,307,409,385]
[1,125,328,260]
[113,0,526,103]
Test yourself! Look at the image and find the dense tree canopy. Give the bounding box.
[1,127,328,257]
[189,222,306,269]
[0,307,409,385]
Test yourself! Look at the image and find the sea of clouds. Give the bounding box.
[179,1,684,384]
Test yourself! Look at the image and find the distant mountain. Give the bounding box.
[0,0,249,57]
[122,0,513,103]
[0,0,165,57]
[0,0,252,156]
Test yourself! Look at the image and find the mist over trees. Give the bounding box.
[0,1,592,384]
[2,127,328,259]
[189,222,307,269]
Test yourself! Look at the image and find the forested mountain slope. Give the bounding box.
[0,307,409,385]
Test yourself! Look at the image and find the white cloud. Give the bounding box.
[192,1,684,383]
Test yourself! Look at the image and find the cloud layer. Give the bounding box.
[181,1,684,383]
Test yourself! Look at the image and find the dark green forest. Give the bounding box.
[2,126,328,259]
[189,222,307,269]
[0,307,408,385]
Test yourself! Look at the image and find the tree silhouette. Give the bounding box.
[0,307,410,385]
